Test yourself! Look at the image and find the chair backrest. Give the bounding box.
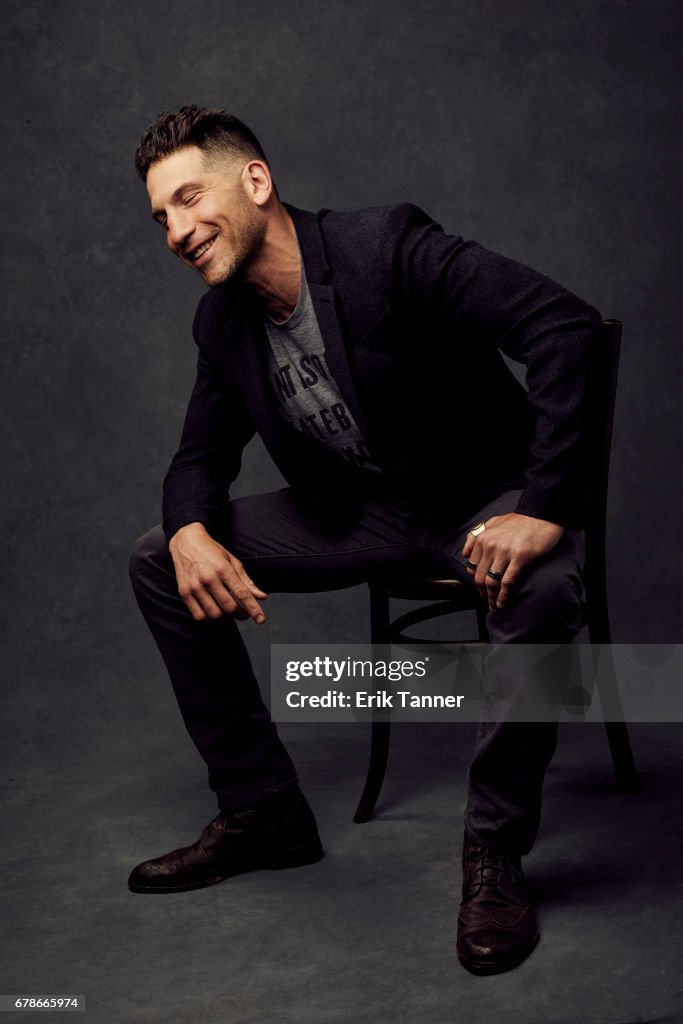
[584,318,622,644]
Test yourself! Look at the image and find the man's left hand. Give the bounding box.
[461,513,564,612]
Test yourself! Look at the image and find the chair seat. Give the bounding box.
[381,577,475,602]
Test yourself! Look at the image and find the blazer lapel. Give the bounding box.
[223,204,374,468]
[285,204,373,442]
[224,304,289,466]
[306,281,372,441]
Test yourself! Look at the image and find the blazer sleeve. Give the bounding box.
[383,203,602,528]
[162,300,256,543]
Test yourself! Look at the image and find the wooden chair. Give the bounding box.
[354,319,638,823]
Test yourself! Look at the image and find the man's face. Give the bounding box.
[146,145,265,287]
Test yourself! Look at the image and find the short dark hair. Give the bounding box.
[134,104,271,183]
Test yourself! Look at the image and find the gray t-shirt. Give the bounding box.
[263,265,381,476]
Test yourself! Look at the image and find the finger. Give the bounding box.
[214,569,266,623]
[210,576,265,623]
[464,536,479,568]
[462,531,478,557]
[483,564,505,612]
[471,554,488,600]
[465,550,478,575]
[178,581,224,621]
[183,593,208,622]
[466,537,484,576]
[185,566,246,620]
[462,520,487,557]
[231,584,266,623]
[195,588,230,621]
[233,561,269,600]
[473,544,505,609]
[472,543,491,588]
[495,559,524,610]
[247,582,268,600]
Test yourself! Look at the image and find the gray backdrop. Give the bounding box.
[2,0,681,843]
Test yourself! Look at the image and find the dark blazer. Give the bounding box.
[162,202,602,542]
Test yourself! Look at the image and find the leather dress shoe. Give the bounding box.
[456,834,539,975]
[128,788,323,894]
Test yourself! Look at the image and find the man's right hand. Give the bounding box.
[168,522,268,623]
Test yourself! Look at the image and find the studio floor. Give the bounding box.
[2,716,682,1024]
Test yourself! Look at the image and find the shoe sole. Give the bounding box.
[456,930,540,975]
[128,841,325,894]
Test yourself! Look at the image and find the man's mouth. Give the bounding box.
[188,237,217,262]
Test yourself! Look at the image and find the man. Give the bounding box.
[128,104,598,976]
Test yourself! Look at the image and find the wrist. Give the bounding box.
[169,521,209,550]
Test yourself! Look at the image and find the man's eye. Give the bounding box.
[183,194,199,206]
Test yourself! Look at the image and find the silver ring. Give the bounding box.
[470,522,486,537]
[486,569,503,582]
[466,559,478,571]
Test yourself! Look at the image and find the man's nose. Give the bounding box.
[166,209,194,250]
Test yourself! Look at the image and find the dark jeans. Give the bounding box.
[129,487,584,856]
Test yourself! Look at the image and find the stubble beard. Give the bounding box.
[203,203,266,289]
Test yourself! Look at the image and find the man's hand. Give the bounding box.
[168,522,268,623]
[461,513,564,612]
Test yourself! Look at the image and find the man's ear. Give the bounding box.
[241,160,273,207]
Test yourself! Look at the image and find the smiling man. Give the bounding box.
[128,105,598,975]
[148,146,269,287]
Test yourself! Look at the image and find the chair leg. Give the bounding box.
[354,583,392,822]
[592,641,639,792]
[603,722,639,792]
[353,720,391,823]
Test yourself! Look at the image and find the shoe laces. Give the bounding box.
[211,804,279,834]
[466,843,519,892]
[208,811,247,836]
